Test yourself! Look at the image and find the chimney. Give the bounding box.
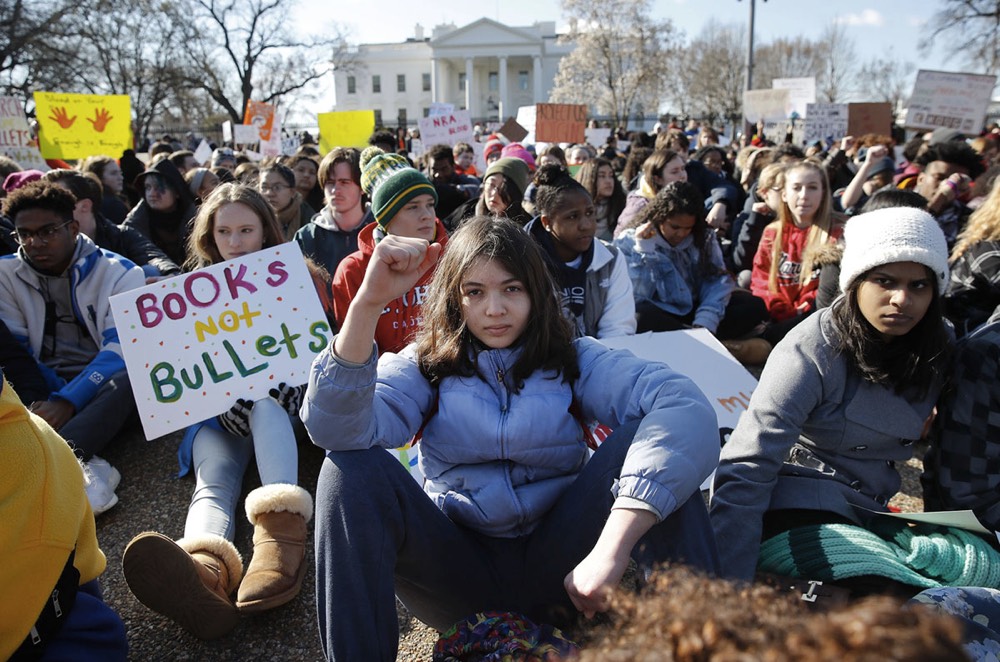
[414,23,424,40]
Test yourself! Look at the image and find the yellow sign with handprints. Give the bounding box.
[34,92,132,160]
[318,110,375,153]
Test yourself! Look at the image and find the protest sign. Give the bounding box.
[905,69,997,134]
[515,105,537,144]
[804,103,848,144]
[428,103,455,117]
[585,127,611,148]
[244,100,275,141]
[34,92,132,160]
[318,110,375,152]
[110,244,331,440]
[497,117,528,143]
[232,124,259,145]
[0,96,47,170]
[222,120,233,143]
[193,139,213,166]
[772,77,816,119]
[534,103,587,143]
[743,89,790,124]
[417,109,474,147]
[847,102,893,138]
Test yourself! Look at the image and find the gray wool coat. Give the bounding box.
[709,308,941,581]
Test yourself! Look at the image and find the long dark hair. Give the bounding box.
[576,157,626,233]
[416,216,578,392]
[831,267,951,398]
[637,181,720,278]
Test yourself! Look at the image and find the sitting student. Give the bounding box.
[944,176,1000,337]
[295,147,371,280]
[425,143,481,220]
[731,161,786,278]
[912,140,984,248]
[303,217,720,660]
[332,150,447,355]
[122,159,199,267]
[284,153,324,213]
[614,181,766,346]
[1,371,128,661]
[0,182,144,514]
[575,157,626,241]
[835,144,895,215]
[122,185,312,640]
[452,142,478,178]
[79,155,130,224]
[526,165,635,339]
[614,149,687,234]
[750,160,840,342]
[42,169,181,279]
[257,162,312,241]
[184,167,220,205]
[444,157,531,231]
[711,207,953,585]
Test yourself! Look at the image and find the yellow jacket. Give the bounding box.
[0,376,106,659]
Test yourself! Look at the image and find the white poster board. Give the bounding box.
[0,96,47,170]
[417,109,474,148]
[585,127,611,149]
[515,105,537,144]
[743,89,791,124]
[111,244,331,440]
[232,124,259,145]
[193,139,213,166]
[905,69,997,134]
[805,103,849,144]
[772,77,816,119]
[428,103,455,117]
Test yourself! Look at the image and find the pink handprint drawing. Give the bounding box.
[48,106,76,129]
[87,108,113,132]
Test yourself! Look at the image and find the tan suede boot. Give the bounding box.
[236,483,313,613]
[122,532,243,640]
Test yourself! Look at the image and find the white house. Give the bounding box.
[332,18,574,127]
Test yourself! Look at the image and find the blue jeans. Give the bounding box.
[60,370,135,461]
[314,421,720,662]
[184,398,298,540]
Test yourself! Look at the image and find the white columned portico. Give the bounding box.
[465,57,474,115]
[498,56,508,120]
[532,54,543,103]
[431,58,441,103]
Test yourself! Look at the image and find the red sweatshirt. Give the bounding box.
[331,218,449,355]
[750,222,839,322]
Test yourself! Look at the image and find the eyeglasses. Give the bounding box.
[259,183,290,194]
[12,220,73,245]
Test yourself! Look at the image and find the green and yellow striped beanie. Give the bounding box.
[360,147,437,231]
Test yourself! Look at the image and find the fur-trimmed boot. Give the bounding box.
[235,483,313,613]
[122,532,243,640]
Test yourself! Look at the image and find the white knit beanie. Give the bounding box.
[838,207,949,294]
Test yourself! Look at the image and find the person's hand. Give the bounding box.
[269,382,305,417]
[564,548,629,619]
[706,201,729,232]
[29,399,75,430]
[216,398,254,437]
[795,299,812,314]
[751,201,771,215]
[839,135,855,153]
[864,144,888,164]
[48,106,76,129]
[355,235,442,310]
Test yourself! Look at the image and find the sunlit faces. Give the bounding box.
[292,159,318,193]
[596,164,615,201]
[455,151,474,169]
[539,154,563,168]
[144,174,179,212]
[656,213,696,247]
[101,161,124,195]
[213,202,265,261]
[654,156,687,188]
[781,167,824,227]
[915,160,970,201]
[541,188,596,262]
[483,174,509,214]
[429,157,454,184]
[856,262,934,340]
[259,171,295,212]
[460,257,532,350]
[701,151,724,175]
[387,194,436,241]
[763,186,783,214]
[13,208,78,275]
[323,162,362,216]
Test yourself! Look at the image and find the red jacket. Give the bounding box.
[331,218,449,355]
[751,222,839,322]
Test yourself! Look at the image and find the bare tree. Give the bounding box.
[182,0,355,124]
[753,36,821,91]
[921,0,1000,75]
[675,20,746,126]
[0,0,88,103]
[549,0,681,128]
[856,49,915,118]
[814,23,857,102]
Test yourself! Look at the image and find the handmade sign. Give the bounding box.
[318,110,375,152]
[743,89,790,124]
[0,96,47,170]
[417,109,474,147]
[534,103,587,143]
[847,102,893,138]
[244,100,276,141]
[772,77,816,119]
[804,103,848,144]
[110,244,331,440]
[34,92,131,160]
[905,69,997,134]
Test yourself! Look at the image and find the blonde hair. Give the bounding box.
[184,183,284,270]
[768,160,835,292]
[756,161,786,194]
[953,177,1000,261]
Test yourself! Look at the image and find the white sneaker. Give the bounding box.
[86,455,121,492]
[81,460,118,516]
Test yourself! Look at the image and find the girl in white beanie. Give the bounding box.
[710,205,954,588]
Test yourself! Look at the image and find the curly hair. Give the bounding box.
[3,181,75,221]
[636,181,720,278]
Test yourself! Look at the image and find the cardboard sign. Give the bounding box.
[232,124,259,145]
[772,77,816,119]
[905,69,997,134]
[110,244,331,440]
[0,96,47,170]
[417,109,474,148]
[805,103,849,144]
[244,100,276,141]
[743,89,790,124]
[193,139,213,166]
[428,103,455,117]
[34,92,132,160]
[847,102,893,138]
[318,110,375,152]
[535,103,587,143]
[497,117,528,143]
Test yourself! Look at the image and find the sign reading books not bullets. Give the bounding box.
[111,244,331,440]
